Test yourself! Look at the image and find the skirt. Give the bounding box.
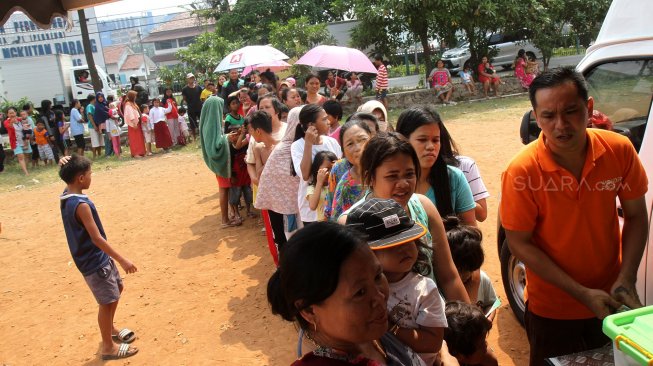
[154,121,173,149]
[127,125,146,157]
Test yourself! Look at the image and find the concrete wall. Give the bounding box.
[342,76,526,115]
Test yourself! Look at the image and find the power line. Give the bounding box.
[0,15,212,48]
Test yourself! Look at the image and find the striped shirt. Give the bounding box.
[457,155,490,201]
[376,64,388,90]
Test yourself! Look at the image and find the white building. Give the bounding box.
[0,9,106,69]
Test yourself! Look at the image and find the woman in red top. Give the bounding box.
[3,107,29,175]
[162,88,182,145]
[477,56,502,98]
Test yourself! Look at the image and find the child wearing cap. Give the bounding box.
[346,198,446,366]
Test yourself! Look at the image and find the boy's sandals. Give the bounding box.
[112,328,136,344]
[102,343,138,360]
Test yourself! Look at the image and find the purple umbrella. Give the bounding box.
[295,45,378,74]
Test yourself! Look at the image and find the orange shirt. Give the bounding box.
[33,128,49,145]
[499,129,648,319]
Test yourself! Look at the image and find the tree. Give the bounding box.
[78,9,102,93]
[522,0,610,69]
[350,0,451,82]
[269,17,336,59]
[194,0,349,45]
[176,31,240,75]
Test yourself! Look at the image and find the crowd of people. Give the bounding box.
[22,54,647,364]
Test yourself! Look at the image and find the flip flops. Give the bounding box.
[102,343,138,360]
[112,328,136,344]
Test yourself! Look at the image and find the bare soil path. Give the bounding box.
[0,98,531,365]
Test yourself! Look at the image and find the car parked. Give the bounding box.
[442,30,541,73]
[497,0,653,324]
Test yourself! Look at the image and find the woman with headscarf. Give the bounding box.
[93,92,113,157]
[199,96,234,228]
[255,106,302,263]
[122,90,146,158]
[357,100,391,132]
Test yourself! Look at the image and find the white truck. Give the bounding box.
[0,53,116,107]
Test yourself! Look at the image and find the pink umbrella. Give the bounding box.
[295,45,378,74]
[241,60,291,76]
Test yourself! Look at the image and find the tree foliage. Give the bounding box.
[195,0,349,45]
[269,17,336,59]
[350,0,454,81]
[175,31,241,74]
[522,0,610,69]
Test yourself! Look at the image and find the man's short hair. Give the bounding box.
[323,100,343,121]
[248,110,273,134]
[444,301,492,357]
[529,67,588,109]
[59,154,92,184]
[87,94,95,102]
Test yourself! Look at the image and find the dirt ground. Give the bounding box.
[0,98,531,365]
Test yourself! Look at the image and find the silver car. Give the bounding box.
[441,31,541,72]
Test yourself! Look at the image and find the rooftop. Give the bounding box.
[141,12,215,43]
[103,44,131,65]
[120,53,155,71]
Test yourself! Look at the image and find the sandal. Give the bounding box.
[247,212,257,218]
[221,222,238,228]
[102,343,138,360]
[112,328,136,344]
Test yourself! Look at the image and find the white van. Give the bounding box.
[498,0,653,323]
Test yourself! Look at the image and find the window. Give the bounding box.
[488,34,503,46]
[585,59,653,151]
[177,36,195,47]
[154,39,177,50]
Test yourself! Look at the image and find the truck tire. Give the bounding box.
[500,240,526,325]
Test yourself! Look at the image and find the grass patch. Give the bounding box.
[387,94,532,122]
[0,140,201,192]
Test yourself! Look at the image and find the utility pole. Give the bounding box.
[78,9,103,93]
[137,29,150,92]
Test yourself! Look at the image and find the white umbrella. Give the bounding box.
[215,45,289,72]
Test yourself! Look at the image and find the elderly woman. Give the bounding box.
[268,221,425,365]
[122,90,146,158]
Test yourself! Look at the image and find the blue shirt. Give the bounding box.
[60,192,109,276]
[86,103,95,129]
[425,165,476,214]
[70,108,85,136]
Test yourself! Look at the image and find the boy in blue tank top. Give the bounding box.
[59,155,139,360]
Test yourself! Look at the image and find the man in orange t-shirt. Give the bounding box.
[499,67,648,365]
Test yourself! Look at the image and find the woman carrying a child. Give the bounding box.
[514,49,536,89]
[477,56,501,98]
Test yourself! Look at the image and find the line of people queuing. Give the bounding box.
[199,69,500,366]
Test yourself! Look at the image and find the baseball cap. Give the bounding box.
[186,73,195,79]
[345,198,427,250]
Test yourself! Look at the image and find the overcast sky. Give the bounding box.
[94,0,192,19]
